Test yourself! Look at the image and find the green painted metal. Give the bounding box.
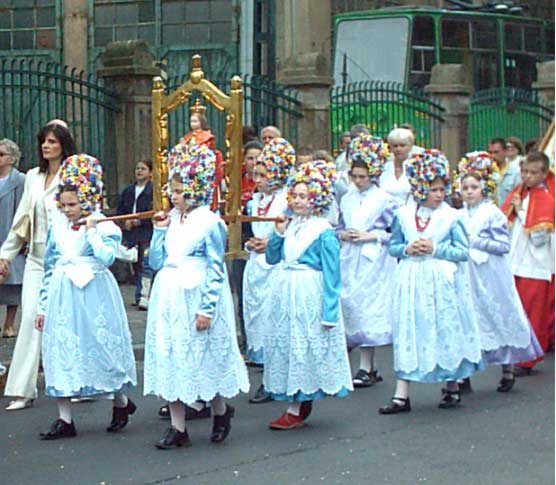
[87,0,238,78]
[468,88,554,151]
[329,81,445,152]
[165,73,302,149]
[0,0,63,64]
[0,58,121,205]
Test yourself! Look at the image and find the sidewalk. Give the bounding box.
[0,284,147,365]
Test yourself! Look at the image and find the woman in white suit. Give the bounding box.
[0,122,76,410]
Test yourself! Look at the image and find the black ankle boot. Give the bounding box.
[497,376,515,393]
[438,389,461,409]
[107,398,137,432]
[379,397,411,415]
[155,426,191,450]
[210,405,235,443]
[40,419,77,440]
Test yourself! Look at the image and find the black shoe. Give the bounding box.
[458,377,473,394]
[210,405,235,443]
[353,369,372,388]
[40,419,77,440]
[249,384,273,404]
[185,402,211,420]
[106,398,137,432]
[438,389,461,409]
[155,426,192,450]
[497,377,515,393]
[158,404,170,419]
[379,397,411,415]
[514,366,533,377]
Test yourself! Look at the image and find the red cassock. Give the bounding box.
[502,184,555,365]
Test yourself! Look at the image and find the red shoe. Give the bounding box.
[300,401,313,420]
[268,412,306,430]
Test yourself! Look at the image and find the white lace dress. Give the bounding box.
[389,203,485,382]
[143,206,249,403]
[461,201,543,364]
[339,185,398,347]
[39,211,137,397]
[243,189,288,363]
[263,216,353,401]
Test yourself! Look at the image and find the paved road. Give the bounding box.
[0,286,554,484]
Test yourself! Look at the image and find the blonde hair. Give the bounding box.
[387,128,414,146]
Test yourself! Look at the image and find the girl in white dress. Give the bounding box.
[36,154,137,440]
[264,160,353,430]
[243,138,293,403]
[455,152,543,392]
[144,141,249,449]
[338,135,398,388]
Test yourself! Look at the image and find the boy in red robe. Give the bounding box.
[502,152,555,373]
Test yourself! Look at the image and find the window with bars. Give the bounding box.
[0,0,58,51]
[92,0,233,48]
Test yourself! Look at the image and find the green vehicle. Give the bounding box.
[330,6,555,151]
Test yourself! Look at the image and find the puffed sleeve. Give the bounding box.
[472,212,510,255]
[373,197,398,245]
[37,227,60,315]
[86,224,121,267]
[265,231,285,265]
[434,220,469,262]
[148,226,168,270]
[198,221,227,318]
[320,230,341,326]
[388,216,409,259]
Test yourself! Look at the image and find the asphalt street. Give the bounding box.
[0,286,554,485]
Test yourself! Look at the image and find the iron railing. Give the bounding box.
[468,87,554,151]
[165,73,303,149]
[0,58,120,204]
[330,81,445,152]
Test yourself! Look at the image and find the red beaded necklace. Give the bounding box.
[415,207,431,232]
[257,194,275,216]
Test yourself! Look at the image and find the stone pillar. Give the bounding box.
[63,0,88,73]
[533,60,555,111]
[275,0,333,150]
[97,40,160,192]
[425,64,473,166]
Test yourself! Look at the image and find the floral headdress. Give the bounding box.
[406,149,451,203]
[453,151,500,199]
[348,134,390,183]
[56,154,103,215]
[257,137,296,189]
[287,159,337,215]
[167,139,216,207]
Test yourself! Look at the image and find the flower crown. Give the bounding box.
[167,139,216,207]
[406,149,451,202]
[56,154,103,215]
[348,134,390,183]
[287,159,337,215]
[454,151,500,199]
[257,137,296,189]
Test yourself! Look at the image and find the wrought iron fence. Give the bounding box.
[330,81,445,153]
[0,58,120,204]
[468,88,554,151]
[165,73,302,149]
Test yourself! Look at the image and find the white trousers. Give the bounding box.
[4,248,44,399]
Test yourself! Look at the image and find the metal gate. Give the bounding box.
[468,88,554,151]
[330,81,445,153]
[0,58,120,203]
